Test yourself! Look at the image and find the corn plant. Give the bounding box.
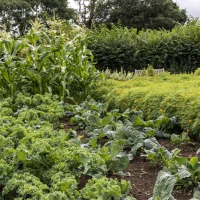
[0,19,101,102]
[68,36,100,101]
[0,38,26,97]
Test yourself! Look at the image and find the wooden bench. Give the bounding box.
[135,68,165,75]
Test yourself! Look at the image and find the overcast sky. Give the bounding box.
[69,0,200,19]
[175,0,200,18]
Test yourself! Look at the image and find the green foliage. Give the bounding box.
[87,24,137,72]
[0,0,75,35]
[147,140,200,199]
[0,159,14,186]
[150,171,176,200]
[94,0,187,30]
[145,139,200,188]
[103,68,134,80]
[165,155,200,187]
[98,140,130,172]
[93,74,200,139]
[65,99,178,175]
[0,19,101,102]
[66,101,133,172]
[0,39,26,97]
[80,177,132,200]
[87,20,200,73]
[191,188,200,200]
[147,65,156,76]
[194,68,200,76]
[0,93,199,199]
[144,138,175,166]
[2,172,49,199]
[141,68,147,76]
[170,132,190,146]
[0,94,125,200]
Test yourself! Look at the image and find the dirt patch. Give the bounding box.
[77,175,91,190]
[125,155,161,199]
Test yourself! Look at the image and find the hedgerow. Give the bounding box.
[86,20,200,73]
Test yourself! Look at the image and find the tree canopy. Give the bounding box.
[0,0,75,34]
[92,0,187,30]
[0,0,188,33]
[74,0,101,28]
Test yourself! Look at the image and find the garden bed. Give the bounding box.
[93,74,200,139]
[61,118,200,200]
[124,138,200,200]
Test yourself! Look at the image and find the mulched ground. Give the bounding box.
[60,119,200,200]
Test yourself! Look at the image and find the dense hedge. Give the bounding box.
[92,74,200,139]
[86,20,200,73]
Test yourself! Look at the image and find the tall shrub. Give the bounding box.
[87,20,200,73]
[87,24,138,71]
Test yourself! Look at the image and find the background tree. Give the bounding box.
[94,0,187,30]
[0,0,75,35]
[74,0,104,28]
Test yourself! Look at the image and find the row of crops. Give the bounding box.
[87,20,200,73]
[1,93,200,199]
[94,73,200,140]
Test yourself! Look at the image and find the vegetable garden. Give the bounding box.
[0,19,200,200]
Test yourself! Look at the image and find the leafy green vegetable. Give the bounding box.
[191,187,200,200]
[150,171,176,200]
[2,172,49,199]
[80,177,132,200]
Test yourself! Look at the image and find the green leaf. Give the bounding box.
[111,153,130,172]
[191,188,200,200]
[110,139,126,157]
[89,137,98,150]
[16,150,28,161]
[173,156,188,166]
[146,129,155,137]
[131,142,143,157]
[189,157,198,168]
[133,116,147,127]
[197,148,200,155]
[151,171,176,200]
[101,116,113,126]
[154,116,169,128]
[87,114,101,126]
[177,165,191,179]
